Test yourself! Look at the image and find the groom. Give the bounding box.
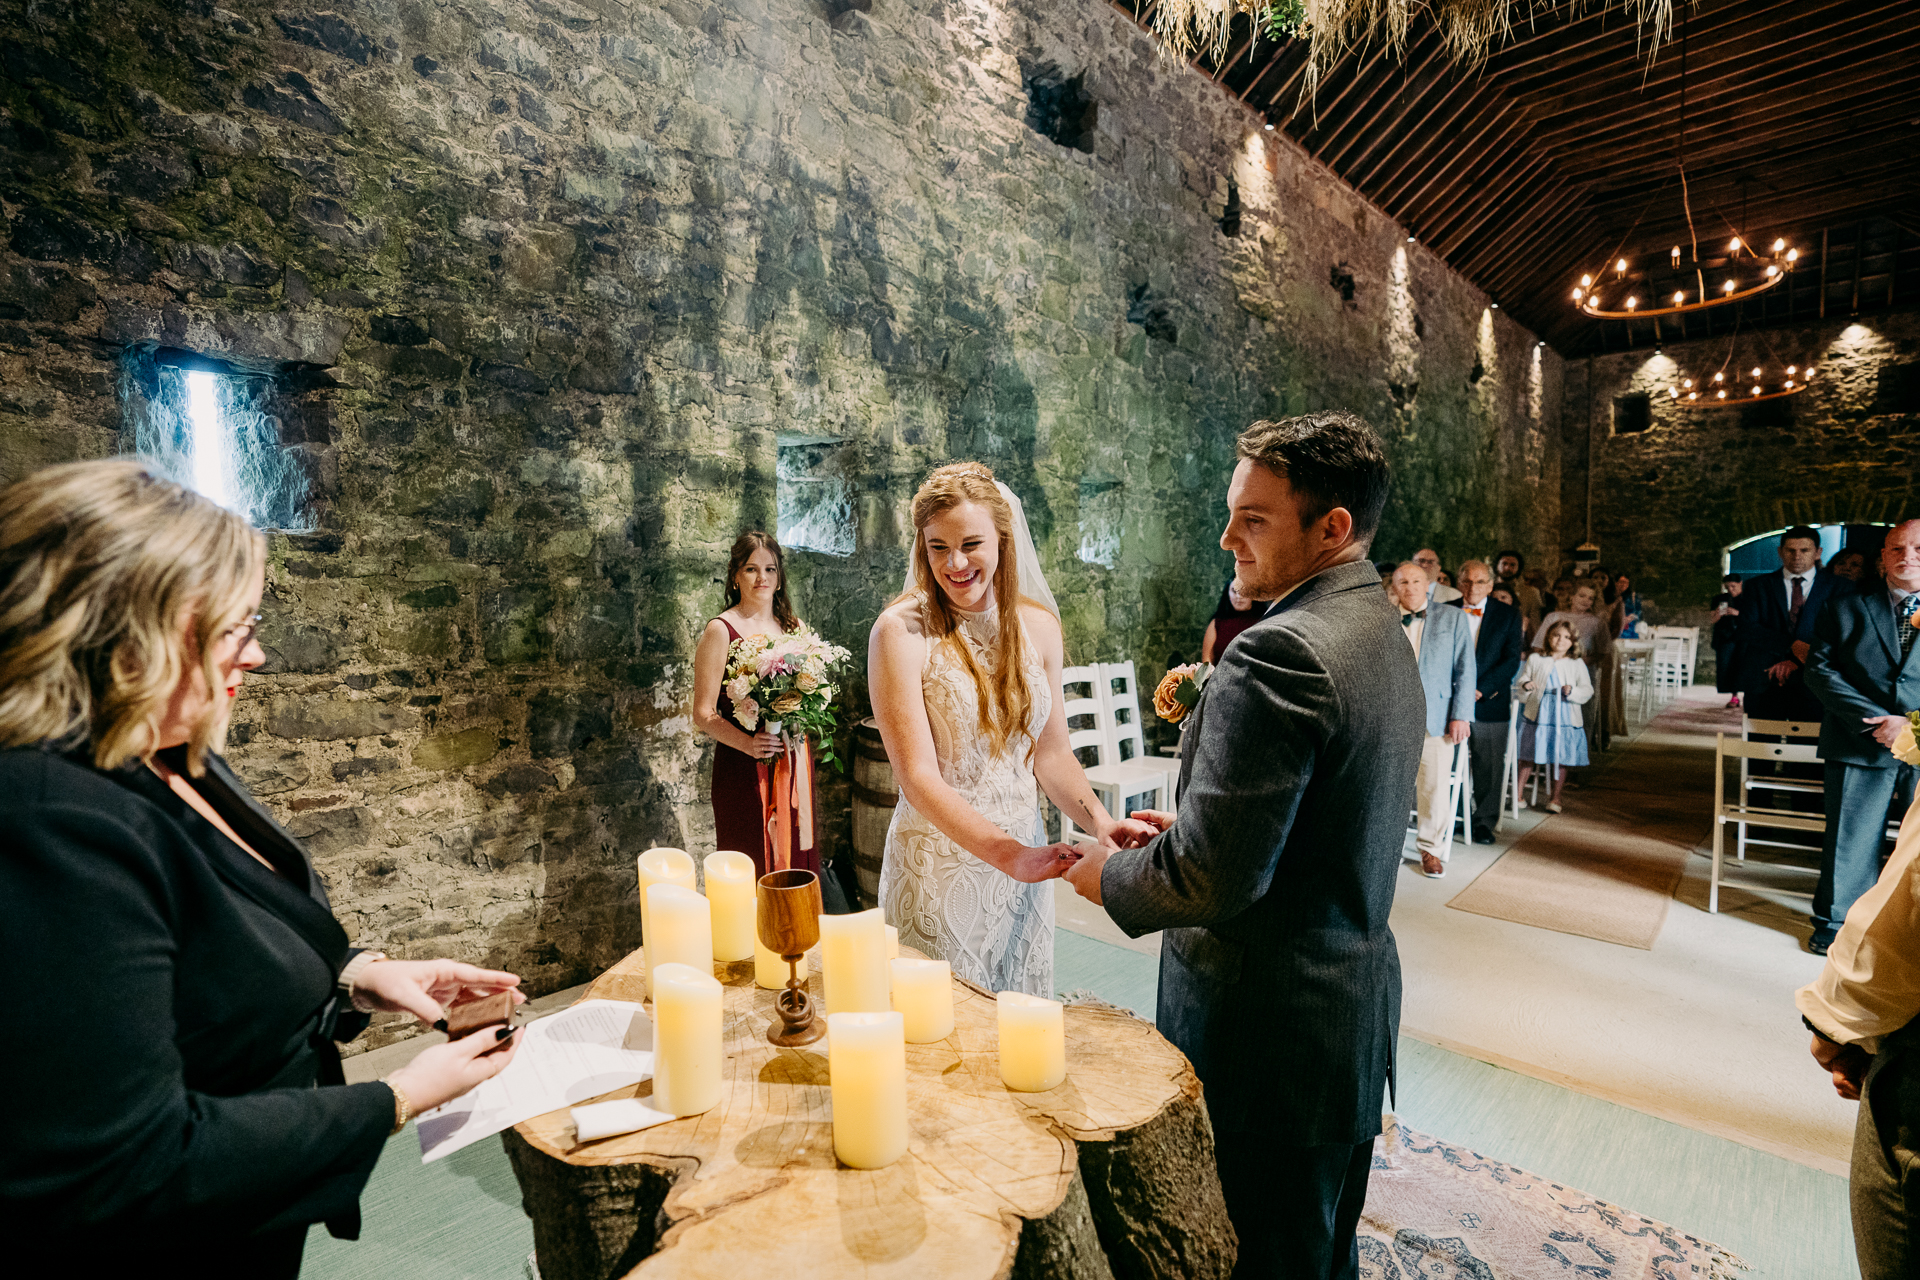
[1065,412,1424,1279]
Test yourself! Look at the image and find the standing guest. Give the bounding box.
[1738,525,1850,722]
[1547,574,1576,616]
[1064,412,1423,1279]
[1448,561,1524,845]
[1496,550,1543,634]
[1389,562,1473,877]
[691,531,818,879]
[0,460,525,1276]
[1803,518,1920,955]
[1413,547,1463,604]
[1831,547,1870,587]
[1612,572,1646,638]
[1711,574,1745,709]
[1435,568,1456,591]
[1796,792,1920,1280]
[1516,621,1594,813]
[1201,578,1267,663]
[1538,583,1614,750]
[1587,567,1625,638]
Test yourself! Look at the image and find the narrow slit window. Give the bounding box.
[121,348,318,531]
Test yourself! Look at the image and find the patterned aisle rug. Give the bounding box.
[1360,1120,1747,1279]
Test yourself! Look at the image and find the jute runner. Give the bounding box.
[1444,692,1738,949]
[1361,1119,1747,1278]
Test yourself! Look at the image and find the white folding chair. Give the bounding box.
[1501,695,1521,821]
[1711,735,1825,912]
[1651,636,1689,703]
[1619,642,1656,721]
[1651,625,1701,686]
[1737,717,1825,862]
[1091,660,1177,816]
[1408,738,1472,861]
[1059,665,1112,847]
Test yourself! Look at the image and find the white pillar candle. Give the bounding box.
[885,924,900,959]
[818,907,890,1014]
[651,963,723,1117]
[703,851,757,962]
[637,847,696,991]
[997,991,1067,1092]
[890,958,954,1043]
[753,908,808,991]
[646,884,712,997]
[827,1011,907,1169]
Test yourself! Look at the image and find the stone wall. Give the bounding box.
[0,0,1561,1046]
[1559,310,1920,634]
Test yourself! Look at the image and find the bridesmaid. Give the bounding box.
[692,531,820,879]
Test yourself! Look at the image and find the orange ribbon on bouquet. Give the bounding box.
[756,733,815,872]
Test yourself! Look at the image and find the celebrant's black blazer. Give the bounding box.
[1101,558,1427,1146]
[0,743,393,1268]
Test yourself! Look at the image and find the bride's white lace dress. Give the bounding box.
[879,597,1055,997]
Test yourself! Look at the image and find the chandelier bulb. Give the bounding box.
[1729,237,1741,254]
[1772,238,1786,252]
[1786,365,1797,375]
[1689,392,1698,400]
[1717,390,1726,399]
[1572,288,1583,301]
[1751,367,1762,378]
[1787,248,1799,263]
[1785,380,1794,389]
[1669,387,1679,398]
[1616,258,1628,275]
[1673,291,1685,305]
[1752,385,1762,396]
[1722,279,1735,293]
[1766,265,1778,277]
[1713,372,1724,382]
[1625,296,1637,309]
[1682,378,1692,388]
[1580,273,1592,287]
[1671,246,1681,265]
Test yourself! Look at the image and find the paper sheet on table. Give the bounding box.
[416,999,654,1163]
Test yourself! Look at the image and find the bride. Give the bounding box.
[870,462,1151,996]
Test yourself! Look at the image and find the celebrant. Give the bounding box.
[693,531,851,879]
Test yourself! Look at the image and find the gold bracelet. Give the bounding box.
[386,1078,412,1135]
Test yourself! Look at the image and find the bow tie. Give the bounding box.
[1465,606,1483,616]
[1401,611,1426,627]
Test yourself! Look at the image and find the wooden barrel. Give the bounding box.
[850,717,896,908]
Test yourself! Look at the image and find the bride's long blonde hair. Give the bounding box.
[901,462,1034,761]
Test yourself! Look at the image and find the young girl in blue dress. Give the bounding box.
[1516,620,1594,813]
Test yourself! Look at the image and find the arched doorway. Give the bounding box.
[1722,523,1891,576]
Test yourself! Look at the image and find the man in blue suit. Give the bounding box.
[1738,525,1853,721]
[1390,561,1474,878]
[1803,519,1920,954]
[1448,560,1525,845]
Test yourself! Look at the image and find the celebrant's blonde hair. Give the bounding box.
[902,462,1034,761]
[0,458,265,775]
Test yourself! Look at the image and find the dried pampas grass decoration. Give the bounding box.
[1150,0,1677,106]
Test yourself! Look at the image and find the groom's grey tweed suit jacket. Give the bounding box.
[1102,557,1426,1146]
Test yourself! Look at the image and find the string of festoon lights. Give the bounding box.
[1571,235,1799,321]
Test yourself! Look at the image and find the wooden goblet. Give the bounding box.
[758,868,825,1047]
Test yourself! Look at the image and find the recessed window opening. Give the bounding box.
[120,346,318,531]
[776,434,854,557]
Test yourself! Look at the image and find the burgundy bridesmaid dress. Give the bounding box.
[710,618,821,880]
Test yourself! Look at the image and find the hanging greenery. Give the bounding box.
[1149,1,1676,103]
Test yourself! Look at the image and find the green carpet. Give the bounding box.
[306,927,1856,1279]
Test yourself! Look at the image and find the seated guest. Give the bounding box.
[1737,524,1851,722]
[0,460,525,1275]
[1447,561,1523,844]
[1389,562,1473,878]
[1516,621,1594,813]
[1711,573,1744,709]
[1803,518,1920,955]
[1201,577,1267,663]
[1413,547,1462,604]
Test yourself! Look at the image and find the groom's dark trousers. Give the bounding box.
[1103,559,1426,1278]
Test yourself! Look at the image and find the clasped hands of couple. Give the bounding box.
[1012,808,1172,905]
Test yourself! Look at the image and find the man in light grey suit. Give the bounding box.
[1065,412,1425,1280]
[1388,562,1474,878]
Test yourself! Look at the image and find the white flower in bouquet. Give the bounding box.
[737,697,760,732]
[725,675,753,702]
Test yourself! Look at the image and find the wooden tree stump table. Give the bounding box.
[504,946,1235,1280]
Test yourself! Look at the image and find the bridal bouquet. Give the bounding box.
[1895,711,1920,768]
[724,628,854,770]
[1152,663,1212,724]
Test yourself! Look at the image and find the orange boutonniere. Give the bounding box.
[1153,663,1209,723]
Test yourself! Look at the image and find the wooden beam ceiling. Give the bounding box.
[1106,0,1920,353]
